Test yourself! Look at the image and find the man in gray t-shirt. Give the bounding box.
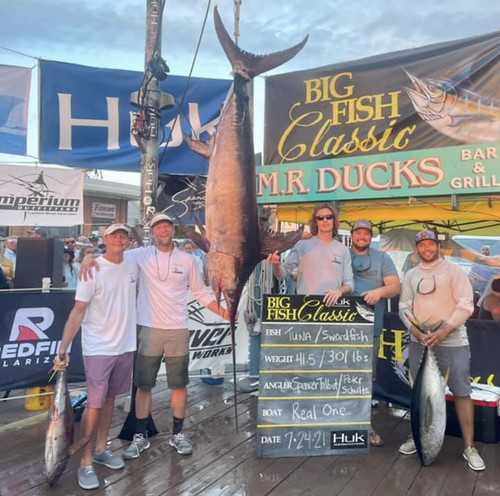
[350,220,400,447]
[269,204,353,306]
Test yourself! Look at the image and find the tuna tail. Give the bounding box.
[214,6,308,79]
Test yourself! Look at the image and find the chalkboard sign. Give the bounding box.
[256,295,374,458]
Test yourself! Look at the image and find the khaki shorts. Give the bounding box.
[409,342,472,397]
[134,326,190,390]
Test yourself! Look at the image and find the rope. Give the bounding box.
[0,45,39,60]
[234,0,242,46]
[158,0,211,169]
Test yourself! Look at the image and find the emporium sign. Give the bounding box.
[259,31,500,204]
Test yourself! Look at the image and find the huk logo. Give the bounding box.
[2,307,62,368]
[330,430,368,450]
[9,307,54,341]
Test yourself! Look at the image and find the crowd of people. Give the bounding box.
[2,206,499,489]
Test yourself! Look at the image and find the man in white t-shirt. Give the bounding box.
[55,224,138,490]
[81,214,229,458]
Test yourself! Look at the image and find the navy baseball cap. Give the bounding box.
[415,230,439,244]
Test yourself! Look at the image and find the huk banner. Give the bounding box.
[258,31,500,204]
[0,65,31,156]
[0,164,84,226]
[39,60,231,175]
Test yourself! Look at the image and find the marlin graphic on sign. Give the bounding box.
[405,70,500,143]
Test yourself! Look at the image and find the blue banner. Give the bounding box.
[39,60,231,175]
[0,65,31,156]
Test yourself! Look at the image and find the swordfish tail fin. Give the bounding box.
[214,6,308,79]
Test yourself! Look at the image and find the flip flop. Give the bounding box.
[369,432,384,447]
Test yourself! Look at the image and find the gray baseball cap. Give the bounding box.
[351,220,373,233]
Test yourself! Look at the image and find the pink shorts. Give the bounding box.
[83,352,134,408]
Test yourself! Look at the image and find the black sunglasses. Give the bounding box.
[315,214,334,221]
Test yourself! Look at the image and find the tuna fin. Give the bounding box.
[259,226,303,258]
[214,6,308,79]
[184,135,211,159]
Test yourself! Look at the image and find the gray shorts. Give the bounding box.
[134,326,190,390]
[409,342,471,397]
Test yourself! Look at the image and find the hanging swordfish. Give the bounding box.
[187,7,308,322]
[186,7,307,429]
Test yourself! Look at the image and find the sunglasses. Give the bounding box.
[315,214,334,221]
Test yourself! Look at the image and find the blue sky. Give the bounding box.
[1,0,500,183]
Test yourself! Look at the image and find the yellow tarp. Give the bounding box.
[276,195,500,235]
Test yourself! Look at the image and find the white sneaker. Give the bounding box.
[169,432,193,455]
[463,446,486,471]
[399,436,417,455]
[123,433,150,460]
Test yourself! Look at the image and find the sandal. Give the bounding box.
[369,431,384,447]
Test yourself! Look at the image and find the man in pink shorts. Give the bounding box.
[54,223,138,490]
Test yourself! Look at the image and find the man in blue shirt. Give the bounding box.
[350,220,400,447]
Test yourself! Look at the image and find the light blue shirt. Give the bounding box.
[351,248,398,337]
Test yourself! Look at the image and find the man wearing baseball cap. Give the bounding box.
[350,220,400,447]
[81,213,229,459]
[55,223,138,489]
[398,230,485,471]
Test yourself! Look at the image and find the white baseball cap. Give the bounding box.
[150,213,174,228]
[103,223,130,236]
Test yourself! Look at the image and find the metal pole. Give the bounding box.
[139,0,163,245]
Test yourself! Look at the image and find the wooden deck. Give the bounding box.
[1,377,499,496]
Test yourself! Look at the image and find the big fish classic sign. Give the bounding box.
[258,31,500,203]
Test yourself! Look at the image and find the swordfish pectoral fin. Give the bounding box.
[259,226,304,259]
[184,135,212,159]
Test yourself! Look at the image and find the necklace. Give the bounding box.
[155,246,173,282]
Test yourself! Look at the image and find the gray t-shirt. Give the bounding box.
[351,248,398,337]
[283,237,353,295]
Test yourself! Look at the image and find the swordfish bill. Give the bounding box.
[187,7,307,430]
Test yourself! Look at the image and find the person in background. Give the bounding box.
[63,248,79,289]
[3,238,16,273]
[350,220,400,447]
[468,245,500,296]
[478,275,500,320]
[398,230,485,471]
[54,224,138,490]
[0,265,9,289]
[268,204,353,306]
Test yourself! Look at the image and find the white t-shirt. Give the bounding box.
[125,246,213,330]
[75,256,138,356]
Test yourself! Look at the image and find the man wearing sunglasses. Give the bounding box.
[398,230,485,471]
[268,204,353,306]
[350,220,400,447]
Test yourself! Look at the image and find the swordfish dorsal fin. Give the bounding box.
[214,6,308,79]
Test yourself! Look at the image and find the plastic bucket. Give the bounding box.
[24,385,54,411]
